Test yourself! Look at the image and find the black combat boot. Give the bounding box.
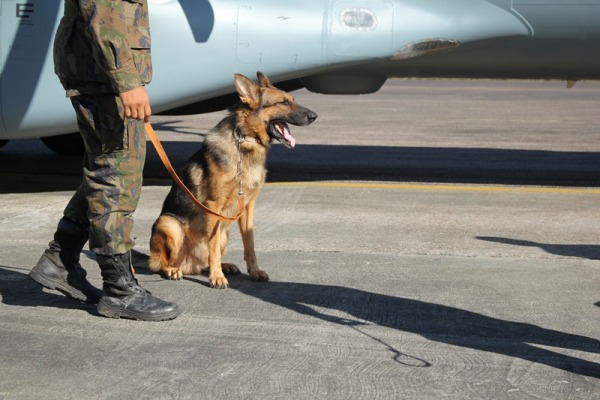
[96,252,182,321]
[30,223,103,304]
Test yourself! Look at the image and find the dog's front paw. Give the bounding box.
[163,266,183,280]
[209,275,229,289]
[249,269,269,282]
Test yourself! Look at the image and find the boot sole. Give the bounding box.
[29,267,89,303]
[97,299,182,322]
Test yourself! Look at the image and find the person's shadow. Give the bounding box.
[230,278,600,378]
[0,266,96,314]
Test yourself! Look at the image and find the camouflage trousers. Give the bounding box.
[60,94,146,256]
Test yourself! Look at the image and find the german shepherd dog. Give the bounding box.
[149,72,317,288]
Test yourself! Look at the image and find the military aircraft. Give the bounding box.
[1,0,599,154]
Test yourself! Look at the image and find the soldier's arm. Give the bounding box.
[81,0,151,120]
[119,87,151,122]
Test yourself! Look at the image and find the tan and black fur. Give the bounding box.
[149,72,317,288]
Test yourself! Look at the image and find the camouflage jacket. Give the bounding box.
[54,0,152,96]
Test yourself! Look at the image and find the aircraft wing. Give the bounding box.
[1,0,532,141]
[303,0,600,90]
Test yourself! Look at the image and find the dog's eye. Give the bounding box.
[280,100,290,106]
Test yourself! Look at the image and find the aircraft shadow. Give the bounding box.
[263,144,600,187]
[1,140,599,193]
[144,142,600,187]
[179,0,215,43]
[229,278,600,378]
[477,236,600,260]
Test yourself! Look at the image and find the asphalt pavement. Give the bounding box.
[0,80,598,399]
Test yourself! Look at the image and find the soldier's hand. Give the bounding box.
[119,86,151,122]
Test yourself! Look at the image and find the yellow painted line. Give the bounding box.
[267,181,600,195]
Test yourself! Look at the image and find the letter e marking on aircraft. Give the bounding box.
[16,3,35,25]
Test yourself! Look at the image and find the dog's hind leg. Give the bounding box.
[149,215,186,280]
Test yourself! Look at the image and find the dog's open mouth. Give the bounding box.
[269,121,296,148]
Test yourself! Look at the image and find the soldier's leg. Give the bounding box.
[29,102,104,304]
[72,94,180,321]
[30,213,102,304]
[73,94,144,255]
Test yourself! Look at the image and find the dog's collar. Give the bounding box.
[233,128,259,144]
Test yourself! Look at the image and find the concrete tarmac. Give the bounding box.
[0,80,599,399]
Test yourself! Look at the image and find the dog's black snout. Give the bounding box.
[307,111,318,124]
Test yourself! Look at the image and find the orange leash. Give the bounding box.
[144,122,245,222]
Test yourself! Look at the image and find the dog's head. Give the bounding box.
[234,72,317,148]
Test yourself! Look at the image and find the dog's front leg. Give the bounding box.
[238,198,269,281]
[207,216,229,288]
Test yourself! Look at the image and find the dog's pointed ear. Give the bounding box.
[257,71,273,88]
[234,73,261,109]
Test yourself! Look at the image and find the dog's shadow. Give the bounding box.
[125,252,600,377]
[228,278,600,378]
[0,266,96,314]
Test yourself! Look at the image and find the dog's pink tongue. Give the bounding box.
[282,124,296,147]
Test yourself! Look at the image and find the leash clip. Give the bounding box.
[234,129,245,196]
